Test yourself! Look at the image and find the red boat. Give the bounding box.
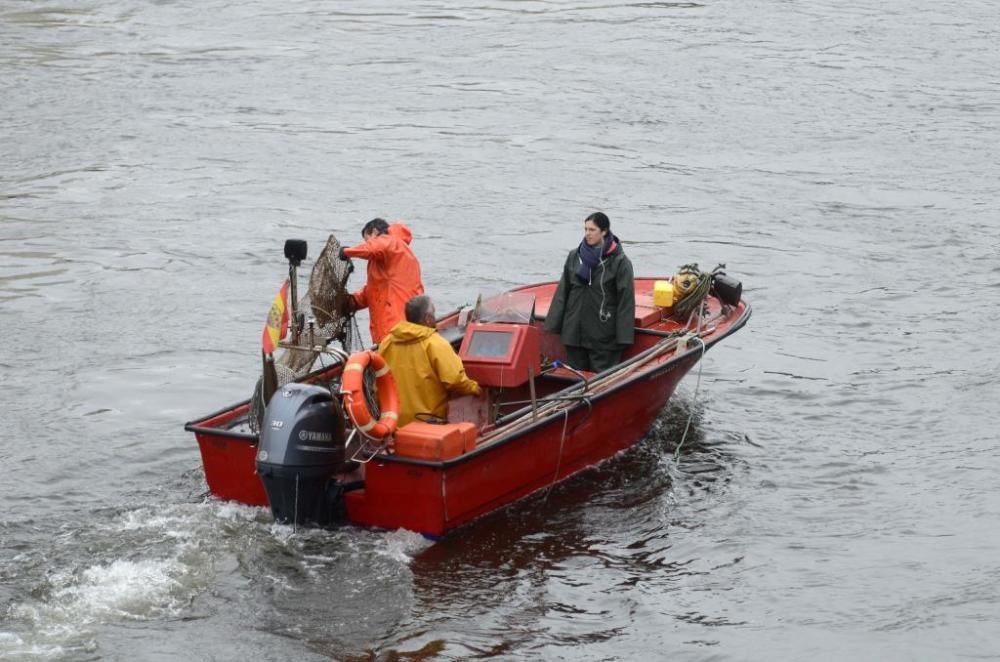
[186,269,750,538]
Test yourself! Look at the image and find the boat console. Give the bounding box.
[448,290,542,389]
[458,321,540,388]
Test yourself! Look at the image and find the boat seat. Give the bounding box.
[447,393,490,429]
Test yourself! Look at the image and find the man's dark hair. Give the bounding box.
[361,217,390,238]
[585,211,610,232]
[405,295,434,324]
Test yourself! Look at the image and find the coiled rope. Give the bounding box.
[672,265,713,320]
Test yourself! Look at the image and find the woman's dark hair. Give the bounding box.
[584,212,610,232]
[362,217,390,237]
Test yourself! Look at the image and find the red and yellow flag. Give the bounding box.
[261,279,290,354]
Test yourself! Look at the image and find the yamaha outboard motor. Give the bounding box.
[256,383,353,526]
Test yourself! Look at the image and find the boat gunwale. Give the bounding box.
[377,300,752,470]
[183,361,346,438]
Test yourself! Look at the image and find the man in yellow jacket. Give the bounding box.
[378,295,481,427]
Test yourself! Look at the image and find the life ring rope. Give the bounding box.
[340,351,400,441]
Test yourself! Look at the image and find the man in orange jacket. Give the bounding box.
[339,218,425,344]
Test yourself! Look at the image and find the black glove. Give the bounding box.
[337,247,348,261]
[338,296,356,316]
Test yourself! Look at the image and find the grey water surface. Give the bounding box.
[2,0,999,660]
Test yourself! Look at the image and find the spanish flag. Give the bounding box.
[261,279,290,355]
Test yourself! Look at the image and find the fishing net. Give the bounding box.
[248,234,364,434]
[304,235,359,341]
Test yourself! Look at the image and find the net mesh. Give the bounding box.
[249,234,364,434]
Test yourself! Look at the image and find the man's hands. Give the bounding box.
[337,246,355,274]
[338,296,357,317]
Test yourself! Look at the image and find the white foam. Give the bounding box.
[267,520,298,542]
[3,556,191,660]
[379,528,435,562]
[113,507,196,539]
[17,558,186,626]
[113,500,264,534]
[0,630,68,661]
[209,500,267,522]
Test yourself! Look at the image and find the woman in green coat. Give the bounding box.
[544,212,635,372]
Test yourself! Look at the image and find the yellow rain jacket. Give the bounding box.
[378,320,481,426]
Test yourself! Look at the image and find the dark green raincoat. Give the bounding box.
[544,241,635,353]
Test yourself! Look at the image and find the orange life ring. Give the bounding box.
[340,351,400,439]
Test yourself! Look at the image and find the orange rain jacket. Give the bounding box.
[378,320,480,426]
[343,223,424,344]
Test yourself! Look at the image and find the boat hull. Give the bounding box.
[189,402,269,507]
[344,354,697,536]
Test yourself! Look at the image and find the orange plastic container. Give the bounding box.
[452,421,478,452]
[394,421,473,460]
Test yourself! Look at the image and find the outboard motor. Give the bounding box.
[712,271,743,307]
[256,383,354,526]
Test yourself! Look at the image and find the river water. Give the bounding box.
[2,0,998,660]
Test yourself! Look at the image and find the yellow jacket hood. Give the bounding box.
[384,320,436,344]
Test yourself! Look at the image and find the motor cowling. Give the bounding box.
[712,272,743,307]
[256,383,352,526]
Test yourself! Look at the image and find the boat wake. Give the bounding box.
[0,497,431,660]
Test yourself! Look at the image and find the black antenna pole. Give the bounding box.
[284,239,308,343]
